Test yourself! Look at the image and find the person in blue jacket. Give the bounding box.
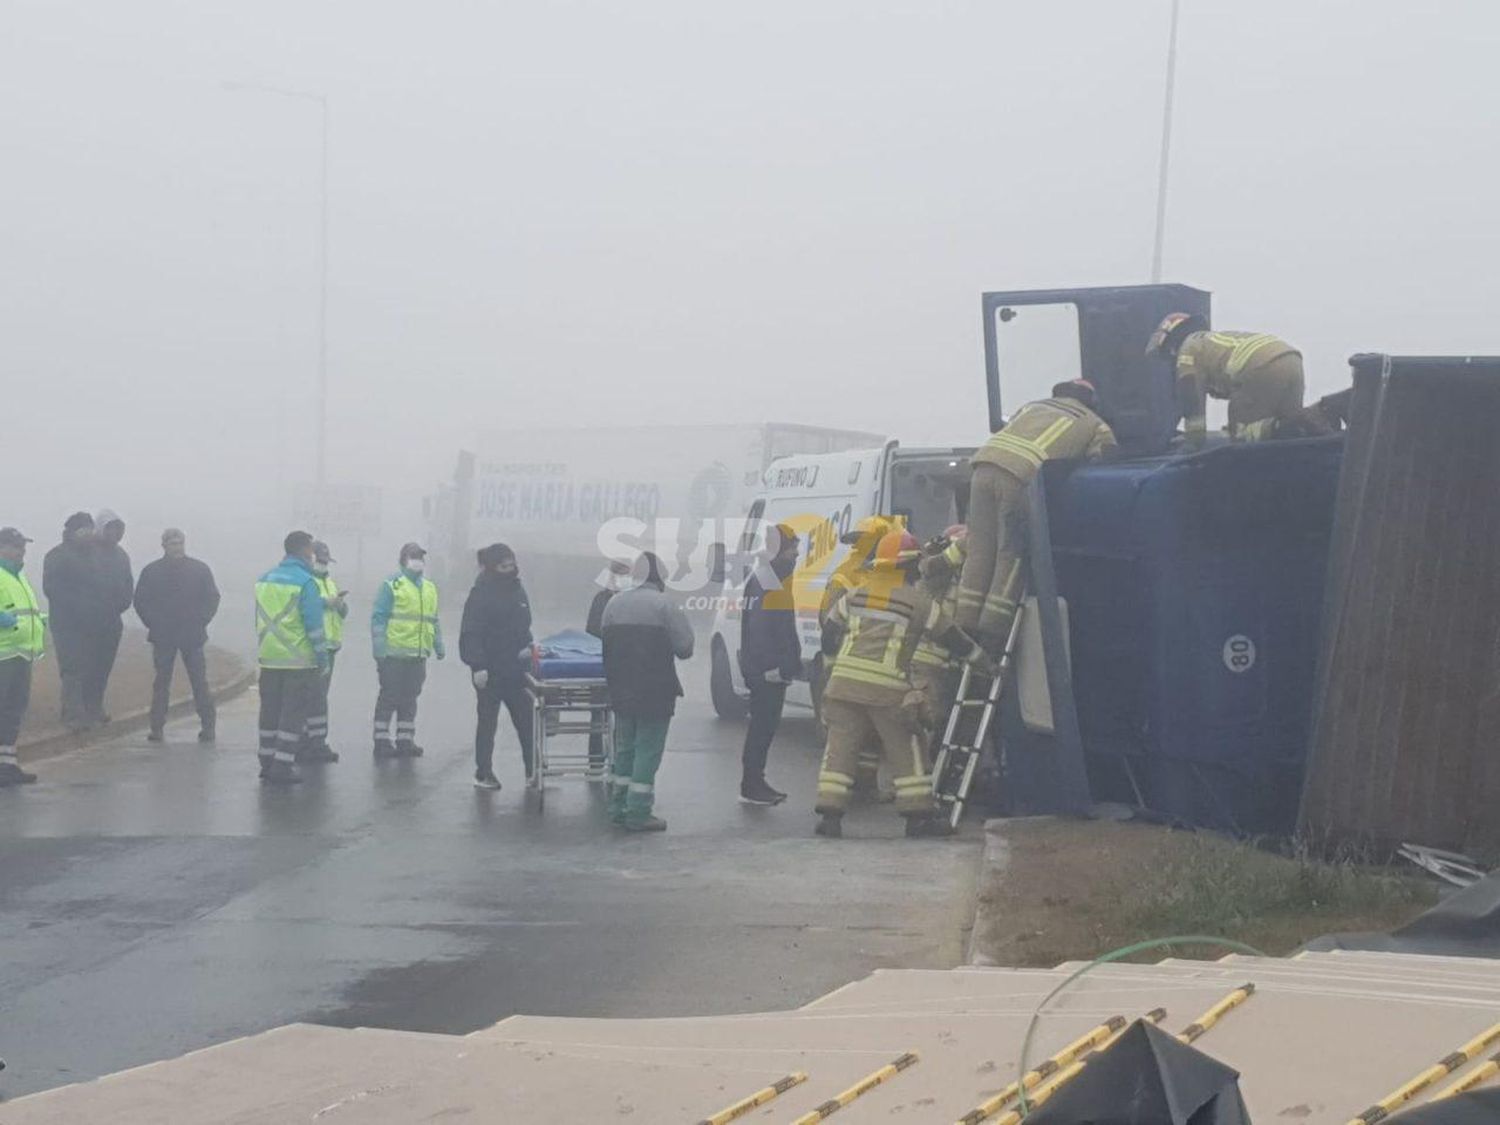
[370,542,444,758]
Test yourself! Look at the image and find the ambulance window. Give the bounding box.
[994,302,1082,417]
[738,499,765,553]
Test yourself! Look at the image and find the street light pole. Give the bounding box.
[223,81,331,485]
[1150,0,1181,283]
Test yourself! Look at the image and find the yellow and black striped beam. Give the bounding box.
[1346,1021,1500,1124]
[1432,1051,1500,1101]
[1176,983,1255,1044]
[953,1014,1134,1125]
[790,1052,919,1123]
[695,1070,807,1125]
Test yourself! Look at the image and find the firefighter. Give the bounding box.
[1146,313,1316,443]
[818,514,897,798]
[912,526,968,736]
[815,528,988,839]
[958,380,1116,649]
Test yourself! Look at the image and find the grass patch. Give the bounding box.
[973,819,1439,968]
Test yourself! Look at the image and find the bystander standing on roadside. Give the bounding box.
[460,543,534,790]
[737,524,801,806]
[89,509,134,726]
[42,512,105,731]
[133,528,220,743]
[0,527,45,786]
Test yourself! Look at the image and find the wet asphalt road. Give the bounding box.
[0,640,979,1099]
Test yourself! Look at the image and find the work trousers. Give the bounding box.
[303,648,337,746]
[0,657,34,749]
[1229,353,1305,437]
[151,641,215,734]
[258,668,318,763]
[475,675,534,777]
[374,657,426,748]
[958,463,1030,648]
[741,679,787,784]
[817,697,935,818]
[608,713,671,826]
[911,663,959,750]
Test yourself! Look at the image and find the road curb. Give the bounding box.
[966,819,1011,966]
[17,666,256,765]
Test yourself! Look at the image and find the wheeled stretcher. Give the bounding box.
[522,630,611,811]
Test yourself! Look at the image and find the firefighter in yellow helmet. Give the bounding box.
[818,514,896,797]
[816,529,989,839]
[958,380,1116,650]
[1146,313,1323,443]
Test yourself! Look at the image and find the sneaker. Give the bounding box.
[197,728,216,745]
[814,812,843,838]
[473,771,502,791]
[739,779,786,806]
[396,742,424,758]
[0,762,38,786]
[623,815,667,833]
[146,729,165,743]
[373,740,400,760]
[905,815,956,838]
[260,759,302,786]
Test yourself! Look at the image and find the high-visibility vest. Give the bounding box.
[973,397,1117,482]
[384,575,438,659]
[913,539,965,672]
[0,567,46,662]
[256,576,317,669]
[314,573,343,649]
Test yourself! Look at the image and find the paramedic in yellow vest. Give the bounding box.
[371,541,444,759]
[818,514,896,797]
[0,527,46,787]
[958,380,1117,648]
[299,539,348,763]
[816,529,989,839]
[254,530,329,786]
[1146,313,1307,443]
[912,526,968,735]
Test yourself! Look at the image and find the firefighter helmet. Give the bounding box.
[840,513,895,546]
[870,529,921,571]
[1145,312,1206,358]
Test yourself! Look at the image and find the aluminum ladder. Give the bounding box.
[931,607,1024,829]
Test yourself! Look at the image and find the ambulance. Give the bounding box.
[709,441,974,720]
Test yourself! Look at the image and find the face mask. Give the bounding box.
[313,563,329,576]
[405,559,426,575]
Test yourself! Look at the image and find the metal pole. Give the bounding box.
[1150,0,1181,283]
[315,95,329,485]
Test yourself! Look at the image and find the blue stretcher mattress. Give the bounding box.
[527,628,605,680]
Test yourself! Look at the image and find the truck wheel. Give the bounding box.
[711,636,748,721]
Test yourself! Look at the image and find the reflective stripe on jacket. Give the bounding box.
[383,574,439,658]
[823,584,946,707]
[0,567,46,662]
[315,573,344,649]
[1176,331,1299,400]
[972,397,1117,482]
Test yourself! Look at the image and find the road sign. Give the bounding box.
[293,484,382,538]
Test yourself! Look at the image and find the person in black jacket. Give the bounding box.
[738,524,802,806]
[41,512,108,730]
[460,543,534,790]
[89,509,134,725]
[133,528,221,742]
[601,552,694,832]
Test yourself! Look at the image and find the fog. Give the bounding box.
[4,0,1497,627]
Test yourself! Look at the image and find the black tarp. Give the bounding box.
[1390,1089,1500,1123]
[1306,872,1500,958]
[1026,1019,1251,1125]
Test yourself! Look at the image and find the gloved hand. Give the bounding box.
[434,640,446,661]
[0,611,17,629]
[965,645,999,678]
[899,688,933,736]
[373,639,388,660]
[472,669,489,689]
[762,669,784,684]
[316,651,331,675]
